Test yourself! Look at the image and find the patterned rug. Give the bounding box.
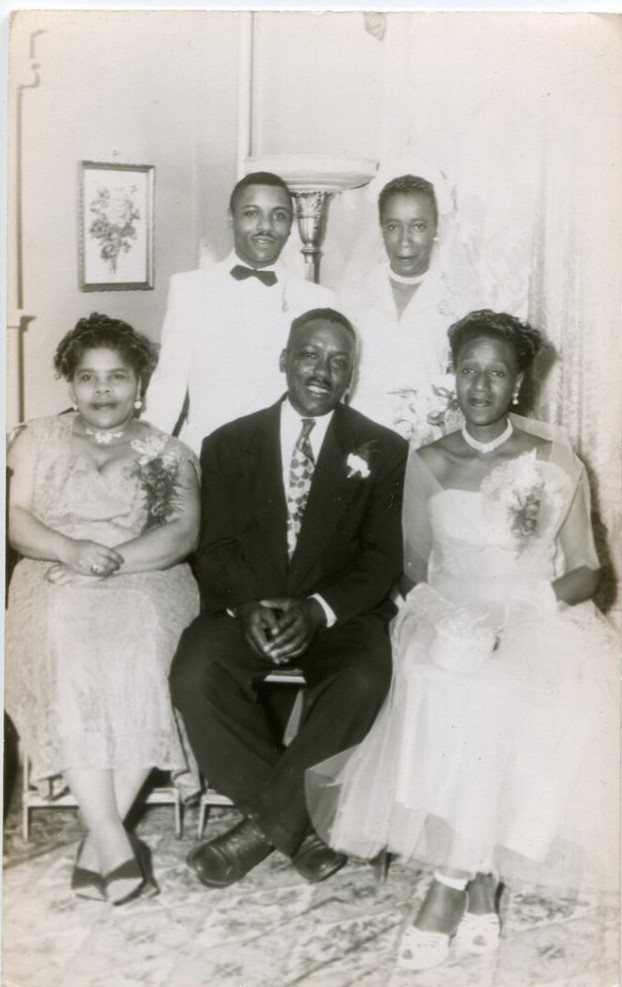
[2,794,619,987]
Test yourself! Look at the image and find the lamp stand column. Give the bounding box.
[291,190,334,284]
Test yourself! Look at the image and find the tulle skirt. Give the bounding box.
[306,590,619,895]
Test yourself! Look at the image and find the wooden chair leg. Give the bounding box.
[282,687,305,747]
[197,800,208,838]
[21,749,30,842]
[174,796,183,839]
[371,849,392,883]
[21,750,183,840]
[22,800,30,842]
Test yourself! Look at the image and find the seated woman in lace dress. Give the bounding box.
[307,310,619,971]
[339,172,483,446]
[6,314,200,905]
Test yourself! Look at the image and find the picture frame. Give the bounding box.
[78,161,154,291]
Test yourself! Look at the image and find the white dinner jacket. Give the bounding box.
[146,252,334,453]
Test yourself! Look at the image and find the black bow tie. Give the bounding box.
[230,264,278,287]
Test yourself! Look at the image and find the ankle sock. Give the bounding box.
[434,870,469,891]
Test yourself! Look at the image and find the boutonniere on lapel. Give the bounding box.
[346,442,377,479]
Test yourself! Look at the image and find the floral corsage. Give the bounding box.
[346,442,376,479]
[483,450,545,551]
[130,436,181,530]
[506,451,545,545]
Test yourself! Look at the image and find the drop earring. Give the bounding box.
[134,397,143,410]
[512,393,520,406]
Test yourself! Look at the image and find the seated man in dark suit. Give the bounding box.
[170,307,408,887]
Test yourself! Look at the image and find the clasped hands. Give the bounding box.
[45,539,124,585]
[233,597,326,664]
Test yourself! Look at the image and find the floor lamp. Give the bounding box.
[244,155,376,284]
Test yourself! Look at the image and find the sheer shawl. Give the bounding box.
[403,414,600,586]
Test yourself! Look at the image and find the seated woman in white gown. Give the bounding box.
[339,171,484,446]
[306,310,619,972]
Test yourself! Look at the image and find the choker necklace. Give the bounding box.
[461,419,513,454]
[389,269,427,286]
[83,425,128,446]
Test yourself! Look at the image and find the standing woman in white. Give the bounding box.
[341,171,484,447]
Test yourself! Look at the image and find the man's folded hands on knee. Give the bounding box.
[232,597,326,663]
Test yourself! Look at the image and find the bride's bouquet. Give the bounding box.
[404,584,498,672]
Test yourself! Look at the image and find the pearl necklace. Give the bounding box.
[84,425,128,445]
[461,419,513,453]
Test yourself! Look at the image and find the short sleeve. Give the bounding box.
[7,416,68,469]
[131,426,200,530]
[557,458,600,572]
[163,433,200,482]
[511,415,601,574]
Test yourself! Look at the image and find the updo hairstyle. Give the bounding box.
[54,313,158,382]
[378,175,438,226]
[448,309,543,372]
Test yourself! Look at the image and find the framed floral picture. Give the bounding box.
[79,161,154,291]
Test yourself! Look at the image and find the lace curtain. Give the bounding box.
[367,12,621,618]
[527,24,622,618]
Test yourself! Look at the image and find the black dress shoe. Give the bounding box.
[291,831,347,883]
[104,835,159,906]
[187,817,274,888]
[71,838,106,902]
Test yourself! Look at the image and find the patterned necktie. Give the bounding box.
[230,264,278,287]
[287,418,316,559]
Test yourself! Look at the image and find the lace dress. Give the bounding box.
[5,414,200,789]
[307,421,619,894]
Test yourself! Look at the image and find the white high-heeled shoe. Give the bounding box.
[397,871,469,971]
[455,911,501,955]
[397,925,453,971]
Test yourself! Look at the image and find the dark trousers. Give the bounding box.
[170,611,392,856]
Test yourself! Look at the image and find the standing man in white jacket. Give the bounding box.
[146,172,334,453]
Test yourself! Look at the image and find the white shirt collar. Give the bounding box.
[280,397,334,476]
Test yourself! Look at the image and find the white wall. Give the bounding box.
[253,11,381,160]
[9,10,621,438]
[10,10,385,419]
[11,10,241,419]
[252,11,384,289]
